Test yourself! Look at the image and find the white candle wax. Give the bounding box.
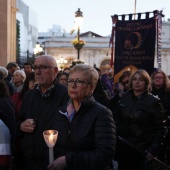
[49,147,54,164]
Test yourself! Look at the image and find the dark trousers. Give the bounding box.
[115,141,154,170]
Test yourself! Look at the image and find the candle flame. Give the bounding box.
[49,133,53,145]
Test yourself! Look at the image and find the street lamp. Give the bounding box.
[74,8,83,60]
[33,42,44,56]
[57,57,67,70]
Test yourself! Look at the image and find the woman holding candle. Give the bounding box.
[48,64,116,170]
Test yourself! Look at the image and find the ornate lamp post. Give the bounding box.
[74,8,83,60]
[33,42,44,56]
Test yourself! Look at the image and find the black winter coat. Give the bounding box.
[0,97,15,144]
[52,96,116,170]
[152,86,170,126]
[116,90,166,156]
[16,82,69,160]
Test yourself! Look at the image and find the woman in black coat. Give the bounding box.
[48,64,116,170]
[0,71,15,170]
[115,69,166,170]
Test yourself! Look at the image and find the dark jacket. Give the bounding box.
[152,86,170,126]
[116,90,166,156]
[16,82,69,160]
[0,97,15,145]
[52,96,116,170]
[93,79,110,107]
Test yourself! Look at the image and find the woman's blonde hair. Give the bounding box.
[70,64,99,86]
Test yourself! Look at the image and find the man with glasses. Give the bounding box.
[58,72,69,87]
[16,55,69,170]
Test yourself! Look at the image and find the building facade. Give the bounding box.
[38,26,112,71]
[160,19,170,74]
[0,0,17,67]
[16,0,38,65]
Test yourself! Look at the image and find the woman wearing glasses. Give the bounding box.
[151,69,170,166]
[48,64,116,170]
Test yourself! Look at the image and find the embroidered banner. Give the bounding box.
[114,17,156,75]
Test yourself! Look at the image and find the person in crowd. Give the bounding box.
[6,62,18,82]
[10,72,36,170]
[0,118,11,170]
[63,68,70,74]
[10,72,36,120]
[115,69,166,170]
[117,70,131,96]
[58,72,69,87]
[93,67,110,107]
[110,70,131,116]
[0,66,14,95]
[48,64,116,170]
[23,62,33,75]
[16,55,69,170]
[11,70,26,93]
[0,71,15,153]
[100,72,114,99]
[108,68,114,89]
[151,69,170,166]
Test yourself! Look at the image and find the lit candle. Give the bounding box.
[43,130,58,165]
[49,133,53,147]
[49,133,54,164]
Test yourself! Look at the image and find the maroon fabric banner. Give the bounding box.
[113,14,156,75]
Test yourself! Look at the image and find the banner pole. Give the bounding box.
[134,0,137,20]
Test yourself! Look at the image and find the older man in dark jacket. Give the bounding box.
[16,55,69,170]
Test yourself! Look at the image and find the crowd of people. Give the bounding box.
[0,55,169,170]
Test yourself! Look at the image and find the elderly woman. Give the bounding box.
[115,69,166,170]
[0,66,14,95]
[11,70,26,93]
[48,64,116,170]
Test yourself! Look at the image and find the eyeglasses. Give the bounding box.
[67,79,91,87]
[121,80,129,86]
[33,65,56,71]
